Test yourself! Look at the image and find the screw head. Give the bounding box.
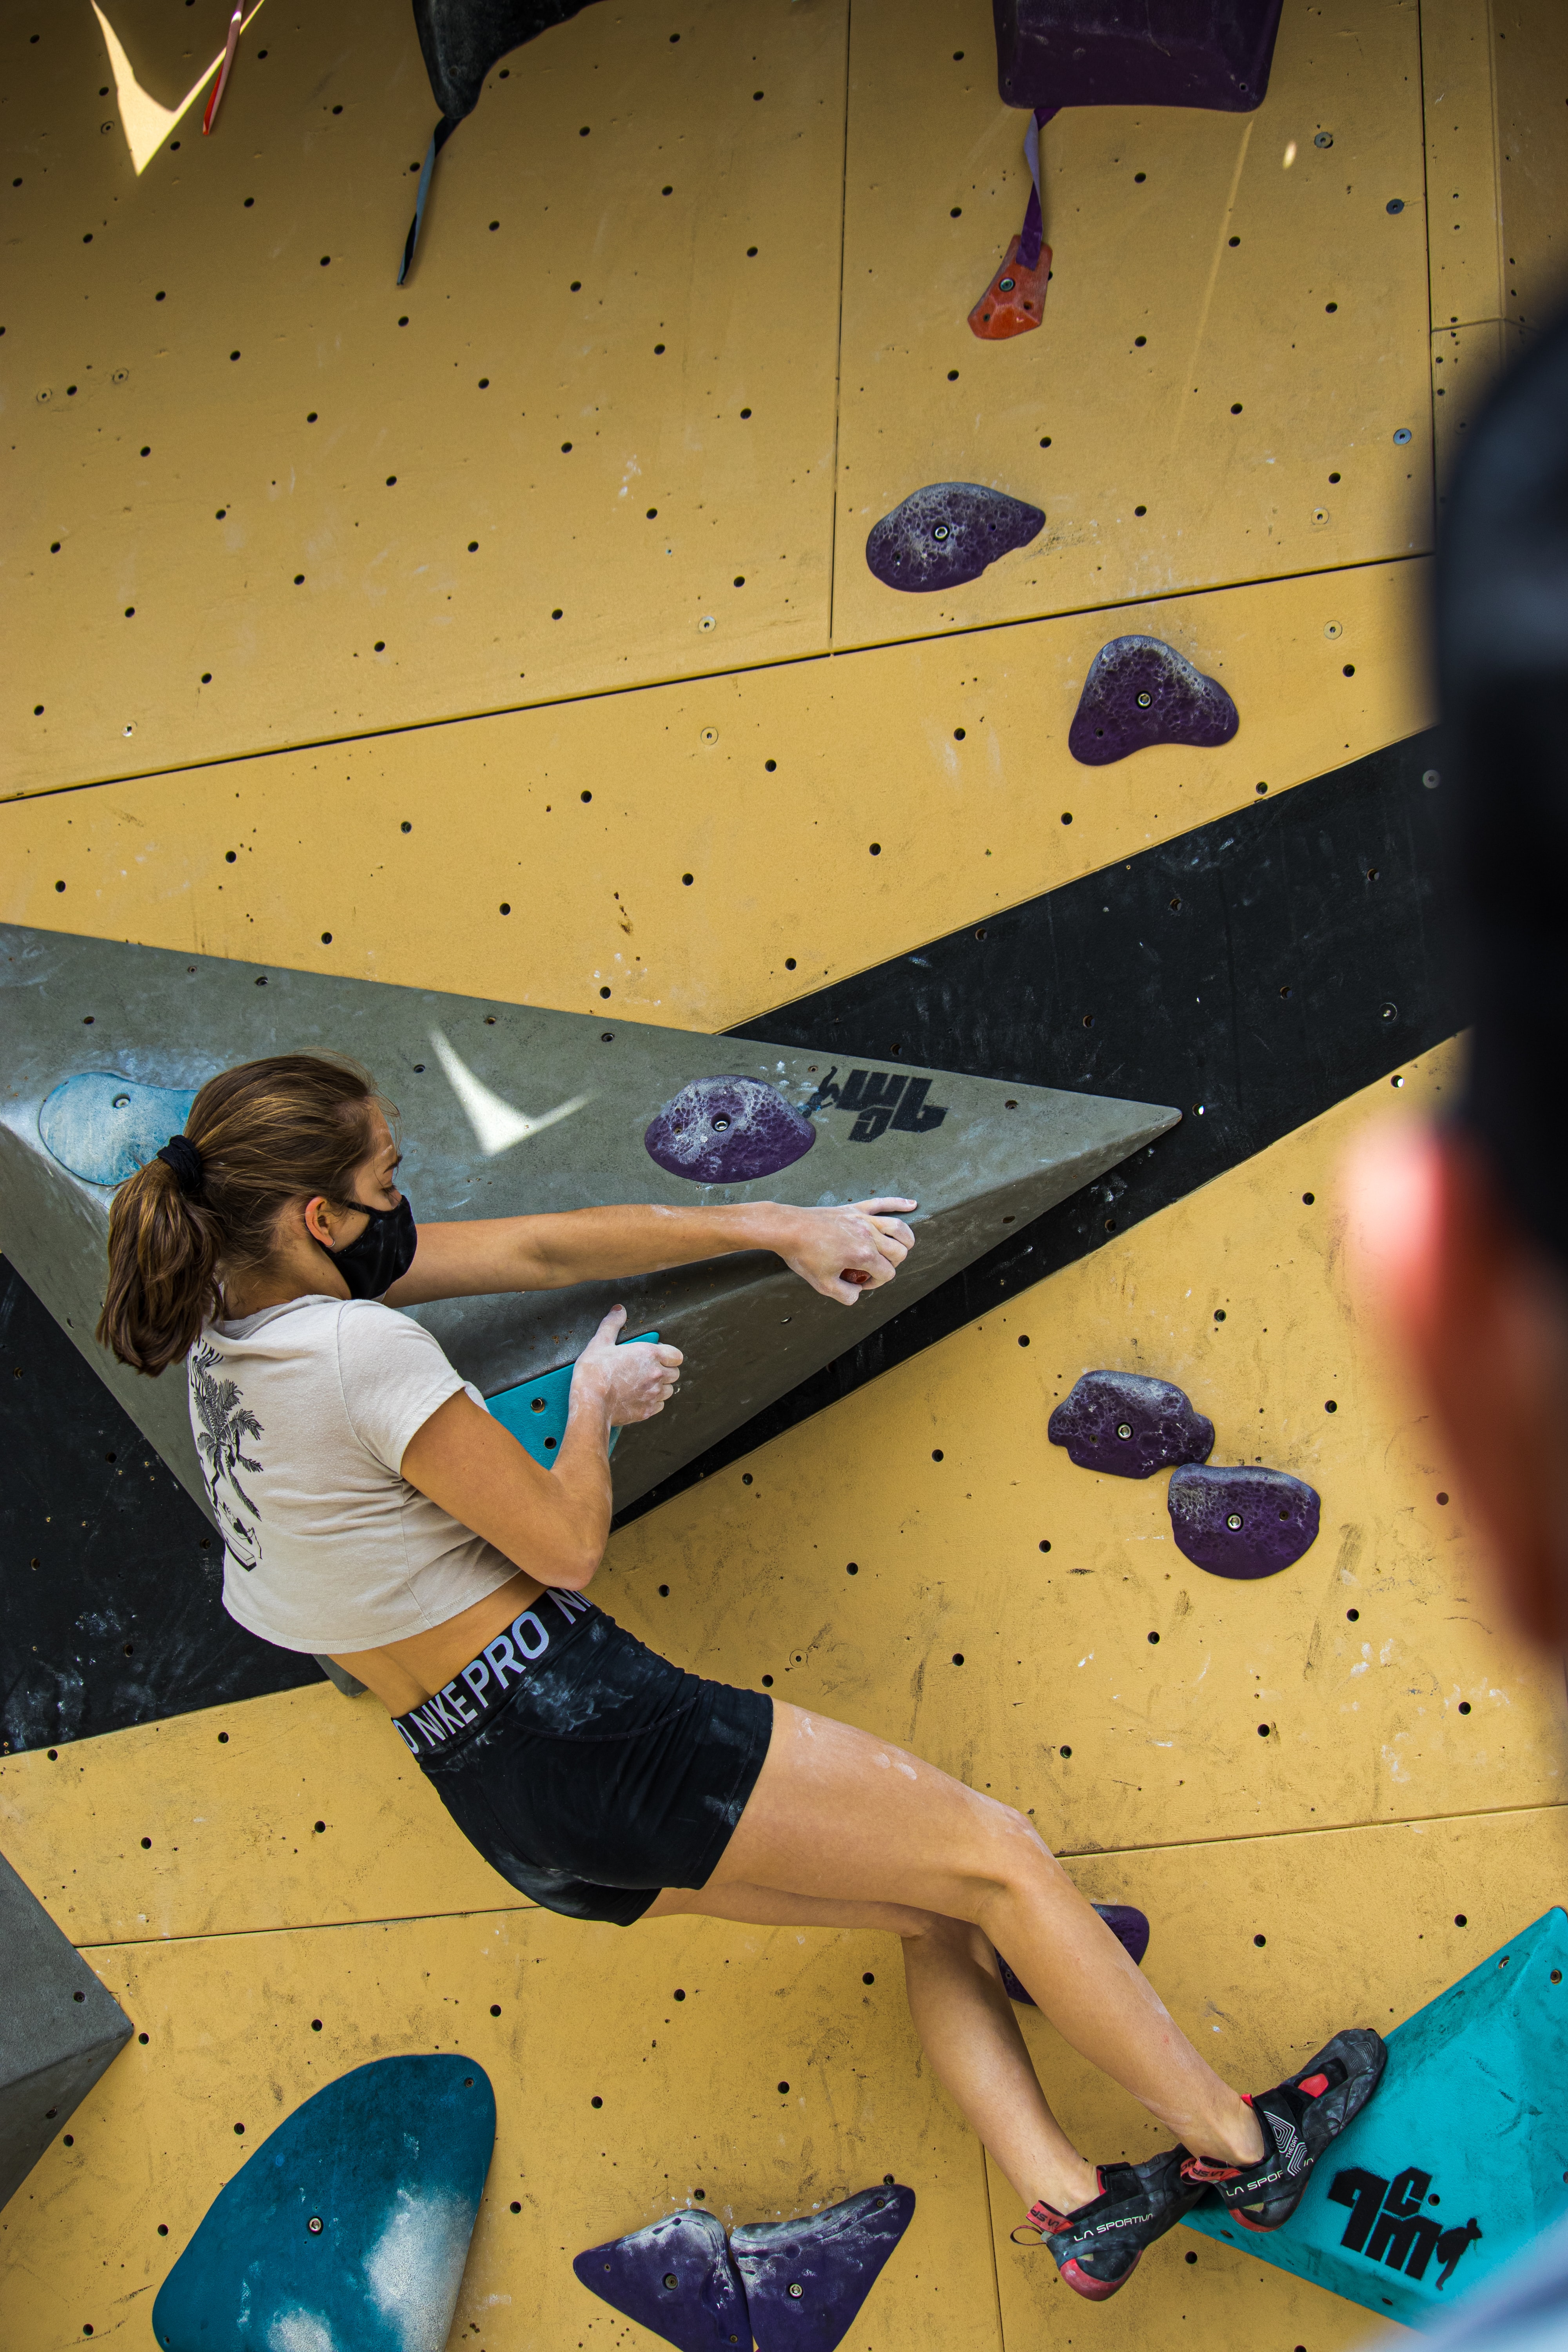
[307,2217,323,2235]
[1136,691,1152,708]
[1226,1512,1243,1529]
[1116,1422,1133,1440]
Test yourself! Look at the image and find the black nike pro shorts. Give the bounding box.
[394,1588,773,1927]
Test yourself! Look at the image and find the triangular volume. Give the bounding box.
[731,2184,916,2352]
[1183,1909,1568,2324]
[0,923,1177,1517]
[151,2055,495,2352]
[572,2209,750,2351]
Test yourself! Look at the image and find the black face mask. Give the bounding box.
[315,1194,418,1300]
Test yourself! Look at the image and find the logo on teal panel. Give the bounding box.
[1183,1907,1568,2330]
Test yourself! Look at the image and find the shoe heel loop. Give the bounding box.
[1180,2155,1240,2185]
[1012,2199,1071,2245]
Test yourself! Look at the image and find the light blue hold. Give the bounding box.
[1183,1907,1568,2328]
[152,2053,495,2352]
[38,1072,198,1187]
[488,1333,659,1467]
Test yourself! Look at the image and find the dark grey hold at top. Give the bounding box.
[413,0,602,124]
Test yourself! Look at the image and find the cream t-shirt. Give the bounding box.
[187,1295,519,1653]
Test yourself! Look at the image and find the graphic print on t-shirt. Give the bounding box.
[189,1340,265,1571]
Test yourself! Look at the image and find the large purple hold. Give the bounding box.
[645,1075,815,1185]
[731,2185,915,2352]
[999,1904,1150,2006]
[1067,636,1240,765]
[1048,1370,1214,1479]
[993,0,1283,113]
[572,2208,748,2352]
[1167,1463,1321,1581]
[866,482,1044,594]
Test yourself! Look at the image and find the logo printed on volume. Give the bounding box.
[1329,2167,1483,2292]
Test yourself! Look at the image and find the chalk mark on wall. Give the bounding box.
[91,0,267,177]
[428,1029,592,1156]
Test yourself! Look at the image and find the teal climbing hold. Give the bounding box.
[488,1333,658,1466]
[38,1073,198,1187]
[151,2054,495,2352]
[1183,1908,1568,2327]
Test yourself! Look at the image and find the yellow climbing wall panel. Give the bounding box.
[8,0,849,795]
[6,0,1568,2345]
[2,558,1429,1031]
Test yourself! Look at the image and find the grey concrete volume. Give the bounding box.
[0,1847,132,2214]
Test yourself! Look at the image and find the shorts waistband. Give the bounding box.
[393,1588,598,1760]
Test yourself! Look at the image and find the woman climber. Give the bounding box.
[98,1051,1383,2301]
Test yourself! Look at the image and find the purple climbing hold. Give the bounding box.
[1067,636,1239,765]
[645,1075,815,1185]
[731,2185,915,2352]
[572,2208,749,2352]
[866,483,1044,594]
[1048,1370,1214,1479]
[1167,1463,1320,1580]
[993,0,1285,114]
[999,1905,1150,2005]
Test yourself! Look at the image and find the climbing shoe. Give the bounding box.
[1180,2028,1387,2231]
[1013,2147,1207,2300]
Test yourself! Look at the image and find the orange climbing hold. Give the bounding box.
[968,234,1052,340]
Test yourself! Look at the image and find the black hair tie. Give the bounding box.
[156,1136,205,1198]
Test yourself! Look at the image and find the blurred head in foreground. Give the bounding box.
[1352,310,1568,1651]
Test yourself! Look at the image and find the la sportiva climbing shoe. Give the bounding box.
[1180,2028,1387,2231]
[1013,2147,1207,2300]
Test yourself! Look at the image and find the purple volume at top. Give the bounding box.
[992,0,1284,113]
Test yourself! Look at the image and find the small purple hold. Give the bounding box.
[866,482,1044,593]
[1068,635,1239,764]
[1048,1370,1214,1479]
[1167,1463,1321,1580]
[572,2208,748,2352]
[645,1075,815,1185]
[732,2185,915,2352]
[999,1905,1150,2006]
